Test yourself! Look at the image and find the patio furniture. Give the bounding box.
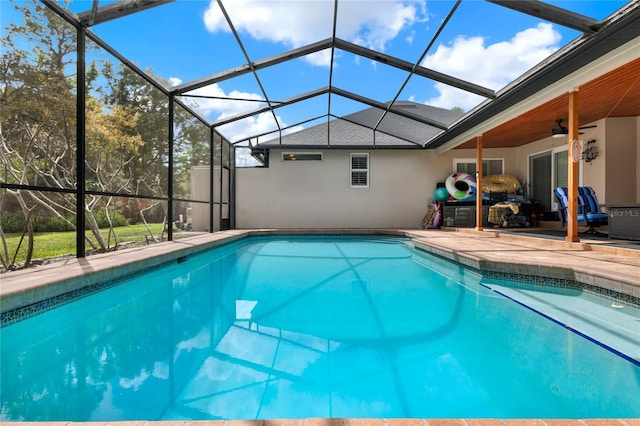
[554,186,608,234]
[606,204,640,241]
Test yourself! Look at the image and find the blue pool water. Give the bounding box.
[1,235,639,421]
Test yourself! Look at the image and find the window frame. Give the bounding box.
[350,152,369,188]
[281,152,323,162]
[453,158,504,176]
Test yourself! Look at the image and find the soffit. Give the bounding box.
[454,56,640,149]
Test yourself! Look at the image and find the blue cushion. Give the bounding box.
[585,212,608,223]
[555,186,607,228]
[578,186,601,214]
[555,186,586,214]
[555,187,569,210]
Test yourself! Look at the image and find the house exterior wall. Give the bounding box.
[190,166,225,232]
[235,117,639,229]
[637,116,640,202]
[448,147,520,179]
[190,166,209,232]
[236,148,519,229]
[603,117,637,203]
[236,149,449,229]
[511,116,639,205]
[513,120,607,206]
[580,119,607,198]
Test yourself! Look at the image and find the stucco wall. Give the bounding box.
[450,147,520,179]
[236,117,639,228]
[604,117,637,203]
[513,121,607,205]
[236,147,521,229]
[237,149,449,229]
[190,166,227,232]
[580,119,606,197]
[511,116,639,205]
[637,116,640,202]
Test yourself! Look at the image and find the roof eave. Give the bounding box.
[426,4,640,153]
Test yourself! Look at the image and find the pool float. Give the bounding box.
[482,174,520,194]
[445,172,477,201]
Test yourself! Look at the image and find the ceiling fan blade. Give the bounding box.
[578,124,597,129]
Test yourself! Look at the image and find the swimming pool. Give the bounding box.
[1,235,639,420]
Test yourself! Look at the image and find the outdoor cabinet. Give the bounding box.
[443,205,490,227]
[607,204,640,241]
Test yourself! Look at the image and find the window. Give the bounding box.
[529,148,580,212]
[529,151,552,211]
[554,150,569,189]
[454,158,503,176]
[282,152,322,161]
[350,153,369,188]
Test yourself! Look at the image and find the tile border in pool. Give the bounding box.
[409,231,639,301]
[409,244,640,308]
[0,266,154,326]
[2,229,639,327]
[480,270,640,307]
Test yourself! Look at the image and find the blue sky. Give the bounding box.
[2,0,631,145]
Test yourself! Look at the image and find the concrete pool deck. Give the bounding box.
[1,228,639,425]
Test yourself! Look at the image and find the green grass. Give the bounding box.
[1,223,165,266]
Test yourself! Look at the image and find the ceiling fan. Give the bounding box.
[551,119,597,138]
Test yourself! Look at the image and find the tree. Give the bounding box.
[1,1,216,269]
[0,0,77,268]
[1,1,156,267]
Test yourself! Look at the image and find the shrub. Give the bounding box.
[42,216,74,232]
[91,210,128,229]
[0,211,27,233]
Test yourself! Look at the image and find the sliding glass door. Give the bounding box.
[529,148,577,216]
[529,152,552,212]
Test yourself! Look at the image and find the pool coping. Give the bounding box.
[1,228,639,318]
[407,229,640,305]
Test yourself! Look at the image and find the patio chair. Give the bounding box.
[554,186,608,234]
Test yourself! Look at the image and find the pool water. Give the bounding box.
[1,235,639,421]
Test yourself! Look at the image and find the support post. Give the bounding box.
[475,135,483,231]
[167,95,174,241]
[566,89,580,243]
[76,28,86,258]
[209,128,214,233]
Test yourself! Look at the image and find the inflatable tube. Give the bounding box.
[482,174,520,194]
[445,172,477,201]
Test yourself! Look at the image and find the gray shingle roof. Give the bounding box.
[258,101,465,149]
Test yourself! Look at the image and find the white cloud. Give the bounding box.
[168,76,183,87]
[196,1,428,141]
[188,5,561,141]
[184,83,263,118]
[182,83,298,143]
[420,22,561,110]
[203,0,427,66]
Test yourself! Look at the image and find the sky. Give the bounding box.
[1,0,631,147]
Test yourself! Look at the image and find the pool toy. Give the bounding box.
[434,186,450,202]
[482,174,520,194]
[445,172,476,201]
